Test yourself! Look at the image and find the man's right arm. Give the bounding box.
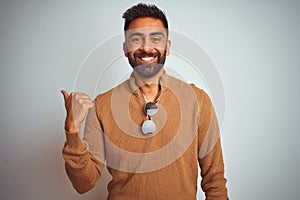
[61,90,104,194]
[62,130,103,194]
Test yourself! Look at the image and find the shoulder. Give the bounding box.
[94,88,113,105]
[163,74,213,110]
[189,85,214,117]
[166,74,210,103]
[94,79,129,108]
[190,84,210,100]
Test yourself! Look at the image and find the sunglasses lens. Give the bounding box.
[142,102,158,135]
[144,102,158,116]
[142,119,156,134]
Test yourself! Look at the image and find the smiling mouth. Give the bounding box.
[138,56,157,64]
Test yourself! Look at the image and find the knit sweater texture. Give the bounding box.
[62,72,228,200]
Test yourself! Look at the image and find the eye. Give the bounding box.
[130,36,142,44]
[151,36,162,43]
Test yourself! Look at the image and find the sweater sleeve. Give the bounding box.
[62,104,105,194]
[196,89,229,200]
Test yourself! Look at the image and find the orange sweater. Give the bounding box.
[62,73,228,199]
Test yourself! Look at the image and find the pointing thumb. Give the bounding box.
[60,89,69,104]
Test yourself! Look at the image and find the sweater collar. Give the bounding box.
[126,70,169,98]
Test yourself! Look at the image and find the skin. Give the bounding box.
[62,17,171,133]
[61,90,93,133]
[123,17,171,102]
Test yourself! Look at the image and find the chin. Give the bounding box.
[134,64,163,78]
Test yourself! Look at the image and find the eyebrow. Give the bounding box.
[149,31,165,37]
[128,31,166,38]
[128,32,143,38]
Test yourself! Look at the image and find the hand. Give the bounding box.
[61,90,94,133]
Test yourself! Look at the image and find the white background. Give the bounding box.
[0,1,299,199]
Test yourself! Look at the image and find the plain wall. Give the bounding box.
[0,0,299,199]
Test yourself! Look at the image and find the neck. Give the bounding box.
[133,69,164,102]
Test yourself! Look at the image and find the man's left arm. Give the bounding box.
[195,87,229,200]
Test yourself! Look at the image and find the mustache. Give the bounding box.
[134,51,161,58]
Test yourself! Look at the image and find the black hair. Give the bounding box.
[122,3,168,33]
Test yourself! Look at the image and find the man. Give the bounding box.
[61,3,229,200]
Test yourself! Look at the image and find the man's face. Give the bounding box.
[123,17,171,78]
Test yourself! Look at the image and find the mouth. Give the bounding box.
[137,56,158,64]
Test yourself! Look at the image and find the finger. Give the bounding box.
[79,100,94,108]
[86,101,94,109]
[72,93,91,100]
[60,90,69,104]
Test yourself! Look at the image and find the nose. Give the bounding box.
[140,37,153,52]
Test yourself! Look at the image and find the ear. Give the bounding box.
[123,42,129,57]
[166,40,171,56]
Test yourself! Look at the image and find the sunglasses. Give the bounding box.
[141,102,158,135]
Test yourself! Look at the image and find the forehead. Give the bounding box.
[126,18,167,37]
[127,17,165,30]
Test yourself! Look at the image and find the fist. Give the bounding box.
[61,90,94,133]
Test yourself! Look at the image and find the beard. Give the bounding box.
[128,50,167,78]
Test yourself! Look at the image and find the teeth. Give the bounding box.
[141,57,155,61]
